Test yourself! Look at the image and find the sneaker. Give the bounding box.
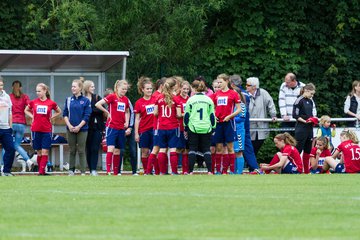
[81,173,86,176]
[133,173,139,176]
[63,162,70,171]
[27,160,34,172]
[17,159,26,172]
[183,172,189,175]
[207,172,213,175]
[171,172,178,175]
[90,170,98,176]
[107,172,111,176]
[2,172,14,176]
[215,172,222,175]
[68,170,75,176]
[249,169,264,175]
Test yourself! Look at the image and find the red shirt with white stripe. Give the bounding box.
[212,89,240,122]
[174,94,189,131]
[309,147,331,170]
[28,98,58,132]
[156,94,178,130]
[134,96,156,133]
[104,93,129,130]
[281,144,303,173]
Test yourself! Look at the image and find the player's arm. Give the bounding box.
[134,113,140,142]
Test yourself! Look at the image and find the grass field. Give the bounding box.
[1,174,360,240]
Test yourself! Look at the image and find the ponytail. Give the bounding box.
[37,83,51,99]
[274,132,297,146]
[163,78,176,106]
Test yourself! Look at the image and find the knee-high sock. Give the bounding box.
[211,153,215,173]
[222,154,230,174]
[141,157,148,174]
[158,152,167,174]
[182,153,189,174]
[113,154,120,175]
[266,154,280,174]
[146,153,156,174]
[106,152,113,173]
[229,153,235,173]
[37,155,42,174]
[215,154,222,173]
[235,156,244,174]
[303,153,310,174]
[188,152,196,173]
[40,155,48,175]
[170,152,178,174]
[154,156,160,175]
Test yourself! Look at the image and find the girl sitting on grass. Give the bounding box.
[309,137,332,174]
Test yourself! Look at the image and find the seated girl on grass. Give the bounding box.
[309,137,332,174]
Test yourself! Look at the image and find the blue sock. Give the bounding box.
[235,156,244,174]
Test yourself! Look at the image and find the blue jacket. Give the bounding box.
[63,95,92,131]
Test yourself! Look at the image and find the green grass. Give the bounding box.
[1,175,360,240]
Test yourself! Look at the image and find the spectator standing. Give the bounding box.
[344,80,360,127]
[9,80,34,171]
[184,79,216,174]
[278,73,305,132]
[63,79,92,176]
[0,77,15,176]
[24,83,61,175]
[246,77,277,156]
[293,83,317,174]
[83,80,104,176]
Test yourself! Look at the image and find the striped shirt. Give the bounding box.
[278,81,305,117]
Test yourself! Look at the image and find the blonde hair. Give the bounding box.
[163,77,176,106]
[72,79,83,91]
[316,136,329,150]
[319,115,331,127]
[114,80,128,96]
[192,80,207,92]
[137,76,153,95]
[83,80,94,95]
[274,132,297,146]
[349,80,360,97]
[217,73,232,89]
[300,83,316,95]
[340,129,359,144]
[37,83,51,99]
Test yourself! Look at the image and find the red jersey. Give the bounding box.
[10,93,30,124]
[174,94,189,131]
[134,96,156,133]
[281,144,303,173]
[310,147,331,169]
[156,94,179,130]
[212,89,241,122]
[104,93,129,130]
[28,98,58,133]
[152,91,162,130]
[336,140,360,173]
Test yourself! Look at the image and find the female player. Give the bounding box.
[24,83,61,175]
[212,73,241,174]
[184,79,216,174]
[322,129,360,174]
[95,80,130,175]
[174,81,190,174]
[260,132,303,174]
[293,83,317,174]
[309,137,331,174]
[134,77,155,174]
[83,79,105,176]
[154,77,179,175]
[63,79,92,176]
[10,80,34,171]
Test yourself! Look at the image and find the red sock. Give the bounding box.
[37,155,42,173]
[154,156,160,175]
[211,153,215,173]
[158,152,167,174]
[146,153,156,174]
[266,154,280,174]
[113,154,120,175]
[40,155,48,175]
[182,153,189,174]
[215,154,222,173]
[222,154,230,174]
[165,154,169,174]
[106,152,113,173]
[229,153,235,173]
[170,152,178,174]
[141,157,148,174]
[303,153,310,174]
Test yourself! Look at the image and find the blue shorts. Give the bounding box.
[153,129,159,147]
[158,128,179,148]
[233,122,245,152]
[214,121,236,144]
[105,127,125,149]
[177,131,188,149]
[139,129,154,149]
[334,163,346,173]
[282,162,300,174]
[32,132,52,150]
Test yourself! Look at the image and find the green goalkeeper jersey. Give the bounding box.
[184,93,216,134]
